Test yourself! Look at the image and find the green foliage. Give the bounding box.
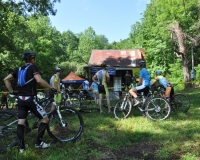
[129,0,200,87]
[59,61,86,78]
[194,64,200,80]
[2,0,61,16]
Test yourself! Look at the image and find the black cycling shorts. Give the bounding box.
[136,86,150,96]
[17,96,47,119]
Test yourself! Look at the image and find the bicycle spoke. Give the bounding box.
[0,111,18,150]
[47,107,84,142]
[145,97,171,120]
[171,93,190,113]
[114,99,132,119]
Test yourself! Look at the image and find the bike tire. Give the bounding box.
[113,98,132,119]
[145,97,171,120]
[47,106,84,142]
[171,93,190,113]
[0,111,18,150]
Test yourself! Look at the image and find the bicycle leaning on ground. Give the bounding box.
[113,90,171,121]
[0,90,84,150]
[151,84,190,113]
[78,89,94,105]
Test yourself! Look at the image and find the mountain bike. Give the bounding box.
[0,91,84,150]
[62,89,80,107]
[113,91,171,121]
[76,90,99,112]
[78,90,94,105]
[151,84,190,113]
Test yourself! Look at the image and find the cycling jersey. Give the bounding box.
[139,68,151,87]
[91,82,98,91]
[96,69,110,96]
[155,75,171,88]
[96,70,109,85]
[135,68,150,96]
[50,74,60,92]
[82,80,89,90]
[12,63,39,96]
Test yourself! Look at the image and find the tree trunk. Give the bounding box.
[168,22,192,88]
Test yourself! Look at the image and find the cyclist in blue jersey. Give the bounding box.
[129,60,151,106]
[151,70,174,101]
[90,81,99,104]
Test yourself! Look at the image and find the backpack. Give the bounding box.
[18,64,34,87]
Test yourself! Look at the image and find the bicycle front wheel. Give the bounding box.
[171,93,190,113]
[47,107,84,142]
[145,97,171,120]
[113,98,132,119]
[0,111,18,150]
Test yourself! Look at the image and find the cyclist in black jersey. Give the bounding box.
[4,51,56,153]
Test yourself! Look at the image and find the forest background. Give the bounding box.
[0,0,200,90]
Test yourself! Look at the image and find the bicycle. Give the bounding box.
[113,91,171,121]
[0,91,84,150]
[62,89,80,107]
[78,90,94,105]
[76,90,99,113]
[151,84,190,113]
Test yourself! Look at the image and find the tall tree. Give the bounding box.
[130,0,200,88]
[3,0,60,16]
[77,27,109,64]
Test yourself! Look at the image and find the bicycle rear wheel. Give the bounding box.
[0,111,18,150]
[145,97,171,120]
[171,93,190,113]
[47,106,84,142]
[113,98,132,119]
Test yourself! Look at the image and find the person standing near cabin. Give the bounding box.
[92,63,110,114]
[124,71,132,90]
[3,52,56,153]
[50,66,63,111]
[90,80,99,105]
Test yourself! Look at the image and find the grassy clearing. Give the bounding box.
[1,88,200,159]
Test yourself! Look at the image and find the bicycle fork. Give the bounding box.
[120,94,129,110]
[56,106,66,127]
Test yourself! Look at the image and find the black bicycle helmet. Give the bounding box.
[101,63,107,68]
[22,52,36,62]
[56,66,63,72]
[139,60,146,67]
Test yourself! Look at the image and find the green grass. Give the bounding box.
[1,88,200,159]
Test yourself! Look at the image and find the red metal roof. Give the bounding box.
[88,49,145,67]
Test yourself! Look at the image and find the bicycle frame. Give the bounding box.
[114,90,171,120]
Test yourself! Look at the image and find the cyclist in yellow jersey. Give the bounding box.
[92,63,110,114]
[50,66,63,111]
